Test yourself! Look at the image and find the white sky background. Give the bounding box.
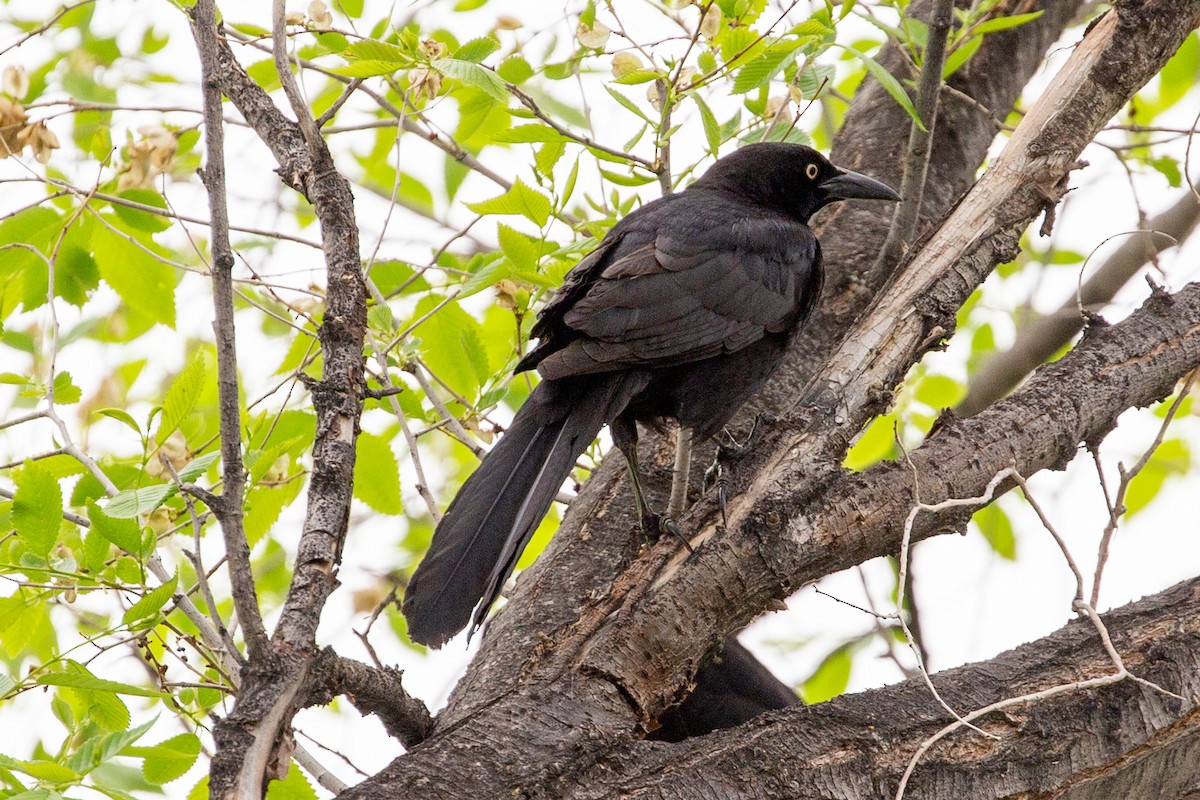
[1,0,1199,795]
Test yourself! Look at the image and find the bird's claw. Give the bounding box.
[641,512,692,552]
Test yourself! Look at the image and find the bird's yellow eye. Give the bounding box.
[805,163,819,180]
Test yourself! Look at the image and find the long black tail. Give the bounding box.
[403,373,644,647]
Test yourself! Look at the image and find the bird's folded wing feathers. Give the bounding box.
[537,216,817,379]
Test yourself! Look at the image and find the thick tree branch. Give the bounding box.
[560,576,1200,799]
[959,179,1200,416]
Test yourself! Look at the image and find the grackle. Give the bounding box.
[403,143,900,647]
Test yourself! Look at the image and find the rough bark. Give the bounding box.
[561,576,1200,799]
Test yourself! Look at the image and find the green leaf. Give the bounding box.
[973,504,1016,560]
[341,39,411,65]
[37,671,165,698]
[1125,438,1190,517]
[123,573,178,626]
[52,371,81,404]
[971,10,1043,35]
[112,189,172,233]
[177,451,221,484]
[13,461,63,556]
[465,178,553,226]
[497,56,534,84]
[454,36,500,63]
[843,46,924,130]
[104,484,172,519]
[611,69,661,85]
[497,224,539,270]
[266,762,318,800]
[913,374,964,409]
[599,168,658,187]
[88,501,143,556]
[431,58,509,103]
[96,408,143,435]
[353,432,402,515]
[694,95,721,153]
[493,124,567,143]
[135,733,201,784]
[942,34,982,78]
[800,643,852,703]
[843,414,897,471]
[731,41,801,94]
[407,295,493,396]
[92,222,177,328]
[604,85,654,123]
[156,351,208,445]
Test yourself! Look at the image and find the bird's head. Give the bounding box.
[691,142,901,223]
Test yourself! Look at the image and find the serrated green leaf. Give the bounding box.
[843,46,924,130]
[353,432,402,515]
[408,295,494,395]
[611,69,661,85]
[92,222,177,327]
[123,573,178,626]
[942,34,982,78]
[330,59,402,78]
[431,58,509,103]
[465,178,552,226]
[599,168,658,187]
[177,451,221,484]
[134,733,201,784]
[112,189,172,233]
[266,762,318,800]
[87,501,142,556]
[342,39,412,64]
[493,124,567,143]
[454,36,500,63]
[96,407,142,435]
[731,41,801,94]
[13,462,63,556]
[694,95,721,153]
[156,352,207,445]
[38,671,165,698]
[497,224,539,270]
[497,56,534,84]
[104,484,172,519]
[971,10,1043,35]
[12,759,78,783]
[52,371,81,404]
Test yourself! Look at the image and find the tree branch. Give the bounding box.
[193,0,268,663]
[557,575,1200,799]
[959,179,1200,416]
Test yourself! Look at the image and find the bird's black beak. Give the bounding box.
[820,169,901,202]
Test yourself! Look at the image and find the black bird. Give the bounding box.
[403,143,900,647]
[649,636,799,742]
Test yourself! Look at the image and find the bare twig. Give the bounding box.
[872,0,953,277]
[196,0,269,662]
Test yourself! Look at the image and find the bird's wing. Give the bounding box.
[535,214,819,380]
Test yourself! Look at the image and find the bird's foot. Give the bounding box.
[704,412,776,528]
[641,512,693,553]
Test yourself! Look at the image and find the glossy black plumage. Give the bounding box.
[649,636,799,742]
[402,143,900,648]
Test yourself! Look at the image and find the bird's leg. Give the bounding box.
[667,426,692,519]
[704,412,776,526]
[613,416,690,550]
